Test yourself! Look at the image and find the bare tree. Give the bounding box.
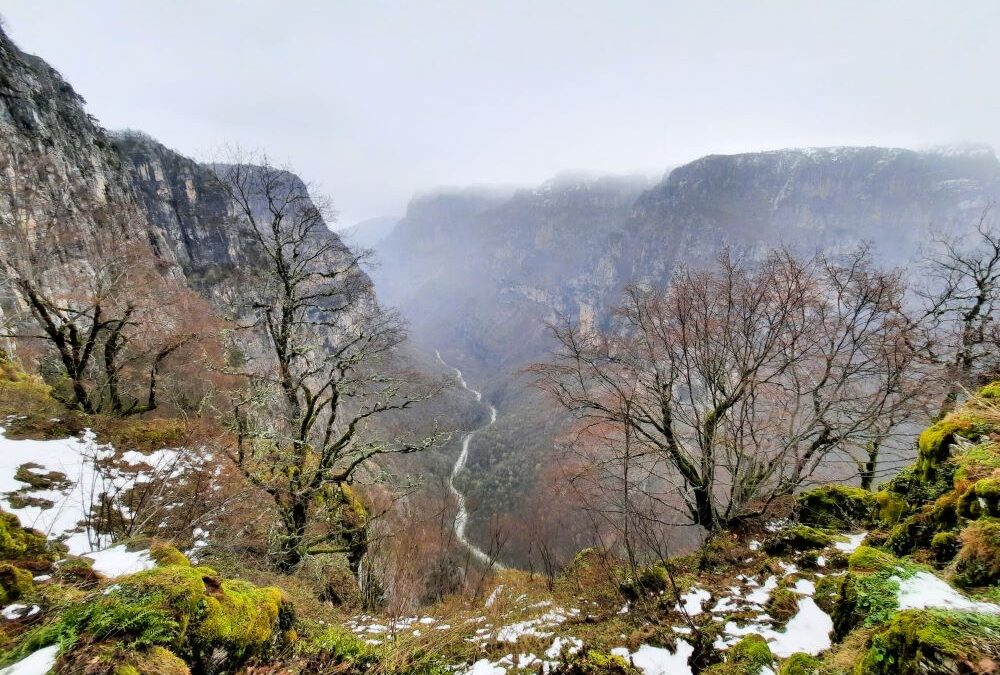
[211,153,447,574]
[532,248,922,533]
[0,150,199,415]
[917,205,1000,414]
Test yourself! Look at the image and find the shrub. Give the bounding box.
[953,518,1000,588]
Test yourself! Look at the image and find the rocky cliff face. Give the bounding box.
[628,146,1000,279]
[377,146,1000,382]
[0,26,359,328]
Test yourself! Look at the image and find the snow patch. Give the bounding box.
[833,532,867,553]
[629,641,694,675]
[676,587,710,616]
[0,644,59,675]
[83,545,155,578]
[895,572,1000,614]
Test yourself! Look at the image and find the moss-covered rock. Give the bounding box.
[917,413,984,482]
[873,490,907,527]
[830,547,914,639]
[796,485,877,530]
[953,518,1000,588]
[764,526,833,555]
[883,463,956,514]
[779,652,822,675]
[195,578,291,659]
[958,478,1000,520]
[148,543,190,568]
[847,546,899,574]
[703,635,773,675]
[0,510,58,564]
[855,609,1000,675]
[554,649,642,675]
[11,564,294,672]
[119,646,191,674]
[930,530,962,564]
[620,564,669,600]
[0,563,33,604]
[813,575,841,615]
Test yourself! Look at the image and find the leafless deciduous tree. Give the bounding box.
[916,205,1000,414]
[0,150,200,415]
[211,153,447,574]
[532,248,926,534]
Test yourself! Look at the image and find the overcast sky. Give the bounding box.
[3,1,999,226]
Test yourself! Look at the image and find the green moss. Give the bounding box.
[10,564,292,672]
[847,546,900,574]
[301,624,379,666]
[977,381,1000,400]
[764,526,833,555]
[957,478,1000,520]
[766,587,799,624]
[885,512,935,557]
[883,464,955,512]
[796,485,877,530]
[953,518,1000,588]
[148,543,190,567]
[953,442,1000,482]
[813,575,841,615]
[560,649,642,675]
[703,635,773,675]
[0,510,57,563]
[873,490,907,526]
[930,531,961,564]
[917,414,983,482]
[0,564,33,604]
[855,609,1000,675]
[832,548,920,639]
[196,578,288,656]
[780,652,822,675]
[620,563,669,600]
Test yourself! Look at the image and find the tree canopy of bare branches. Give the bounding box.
[917,205,1000,414]
[533,248,928,535]
[211,153,447,574]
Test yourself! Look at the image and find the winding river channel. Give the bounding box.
[435,351,499,566]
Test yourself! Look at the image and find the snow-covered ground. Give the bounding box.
[0,426,192,577]
[0,644,58,675]
[895,571,1000,614]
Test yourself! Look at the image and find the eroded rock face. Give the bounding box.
[0,26,363,332]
